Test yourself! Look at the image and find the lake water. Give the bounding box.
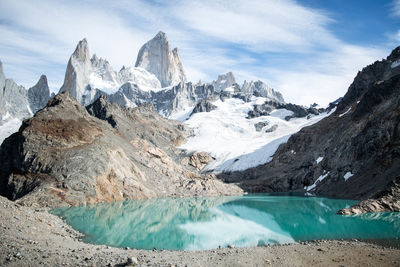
[51,194,400,250]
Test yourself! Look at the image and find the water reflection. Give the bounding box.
[52,194,400,250]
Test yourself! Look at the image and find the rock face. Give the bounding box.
[247,100,328,120]
[242,80,284,103]
[0,92,242,208]
[212,72,236,92]
[0,60,32,123]
[338,177,400,214]
[59,39,93,105]
[220,46,400,209]
[28,75,50,114]
[135,31,187,87]
[190,99,217,115]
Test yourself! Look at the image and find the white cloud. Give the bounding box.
[392,0,400,17]
[0,0,392,105]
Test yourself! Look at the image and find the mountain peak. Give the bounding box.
[135,31,186,87]
[72,38,90,62]
[28,74,50,114]
[155,31,167,40]
[37,74,48,85]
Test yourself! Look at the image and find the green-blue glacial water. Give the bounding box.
[51,194,400,250]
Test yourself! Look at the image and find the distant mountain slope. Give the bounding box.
[219,46,400,210]
[0,60,50,144]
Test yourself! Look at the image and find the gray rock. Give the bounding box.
[254,121,269,132]
[58,38,94,105]
[135,31,187,87]
[265,124,278,133]
[0,60,32,124]
[212,72,236,92]
[338,176,400,214]
[28,75,50,114]
[190,99,217,116]
[242,80,284,103]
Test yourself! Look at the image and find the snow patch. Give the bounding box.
[391,59,400,69]
[316,157,323,164]
[339,107,351,117]
[344,172,354,181]
[269,109,294,120]
[306,172,330,191]
[0,118,22,144]
[223,86,235,93]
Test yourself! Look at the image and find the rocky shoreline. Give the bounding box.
[1,196,399,267]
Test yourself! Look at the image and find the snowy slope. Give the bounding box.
[0,118,22,145]
[180,97,332,173]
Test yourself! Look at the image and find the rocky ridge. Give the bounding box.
[0,91,242,208]
[57,32,286,118]
[220,46,400,213]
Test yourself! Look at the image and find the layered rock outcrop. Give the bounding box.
[338,177,400,214]
[0,92,242,208]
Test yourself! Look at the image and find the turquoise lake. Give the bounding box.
[51,194,400,250]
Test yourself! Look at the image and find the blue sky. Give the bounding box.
[0,0,399,105]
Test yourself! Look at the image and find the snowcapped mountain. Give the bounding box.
[1,31,329,175]
[0,60,50,144]
[0,60,32,123]
[242,80,284,103]
[212,72,237,92]
[135,31,187,88]
[58,38,164,106]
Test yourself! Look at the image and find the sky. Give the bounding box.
[0,0,399,106]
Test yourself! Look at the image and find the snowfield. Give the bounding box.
[180,96,332,173]
[0,118,22,145]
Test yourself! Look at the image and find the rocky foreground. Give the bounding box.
[0,196,399,267]
[0,92,242,208]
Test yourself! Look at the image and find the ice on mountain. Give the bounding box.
[339,107,352,117]
[344,172,354,181]
[306,172,330,191]
[391,59,400,68]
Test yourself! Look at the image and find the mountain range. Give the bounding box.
[0,31,399,213]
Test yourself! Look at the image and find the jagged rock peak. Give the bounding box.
[59,38,93,105]
[212,72,236,92]
[242,80,285,103]
[72,38,90,62]
[28,75,50,114]
[154,31,168,42]
[135,31,187,87]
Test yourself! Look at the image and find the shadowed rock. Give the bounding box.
[219,46,400,214]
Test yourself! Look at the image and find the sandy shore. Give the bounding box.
[0,196,399,267]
